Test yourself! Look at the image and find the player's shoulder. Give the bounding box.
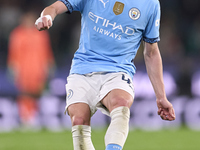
[147,0,160,3]
[148,0,160,6]
[142,0,160,9]
[138,0,159,6]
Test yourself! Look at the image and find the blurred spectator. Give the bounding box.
[7,10,55,128]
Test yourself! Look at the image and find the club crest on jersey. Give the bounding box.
[113,2,124,15]
[129,8,140,20]
[67,89,73,100]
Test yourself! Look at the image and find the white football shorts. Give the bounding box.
[65,72,134,116]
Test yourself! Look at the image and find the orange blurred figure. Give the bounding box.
[8,11,55,128]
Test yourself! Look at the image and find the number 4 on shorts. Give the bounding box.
[122,74,131,84]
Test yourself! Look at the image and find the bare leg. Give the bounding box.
[68,103,95,150]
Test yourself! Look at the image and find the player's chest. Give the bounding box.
[85,0,148,29]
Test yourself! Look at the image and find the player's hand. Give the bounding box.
[157,98,175,121]
[35,15,53,31]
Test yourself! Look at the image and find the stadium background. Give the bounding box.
[0,0,200,149]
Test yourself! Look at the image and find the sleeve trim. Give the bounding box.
[58,0,73,13]
[143,37,160,43]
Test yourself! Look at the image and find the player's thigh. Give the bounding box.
[100,72,134,112]
[101,89,133,112]
[65,74,98,115]
[68,103,91,126]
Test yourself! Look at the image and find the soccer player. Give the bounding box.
[35,0,176,150]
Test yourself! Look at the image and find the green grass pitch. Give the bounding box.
[0,127,199,150]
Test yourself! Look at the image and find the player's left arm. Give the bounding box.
[143,42,175,121]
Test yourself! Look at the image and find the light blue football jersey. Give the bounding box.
[59,0,161,78]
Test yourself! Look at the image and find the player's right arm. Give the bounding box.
[35,1,68,31]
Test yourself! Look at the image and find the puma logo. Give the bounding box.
[99,0,109,8]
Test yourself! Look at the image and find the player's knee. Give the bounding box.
[71,116,90,126]
[111,96,133,109]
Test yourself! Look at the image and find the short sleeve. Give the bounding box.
[58,0,87,13]
[143,1,161,43]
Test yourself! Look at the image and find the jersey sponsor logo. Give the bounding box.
[99,0,109,8]
[93,26,122,40]
[113,2,124,15]
[67,89,73,100]
[129,8,140,20]
[88,11,135,40]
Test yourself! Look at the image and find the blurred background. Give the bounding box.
[0,0,200,133]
